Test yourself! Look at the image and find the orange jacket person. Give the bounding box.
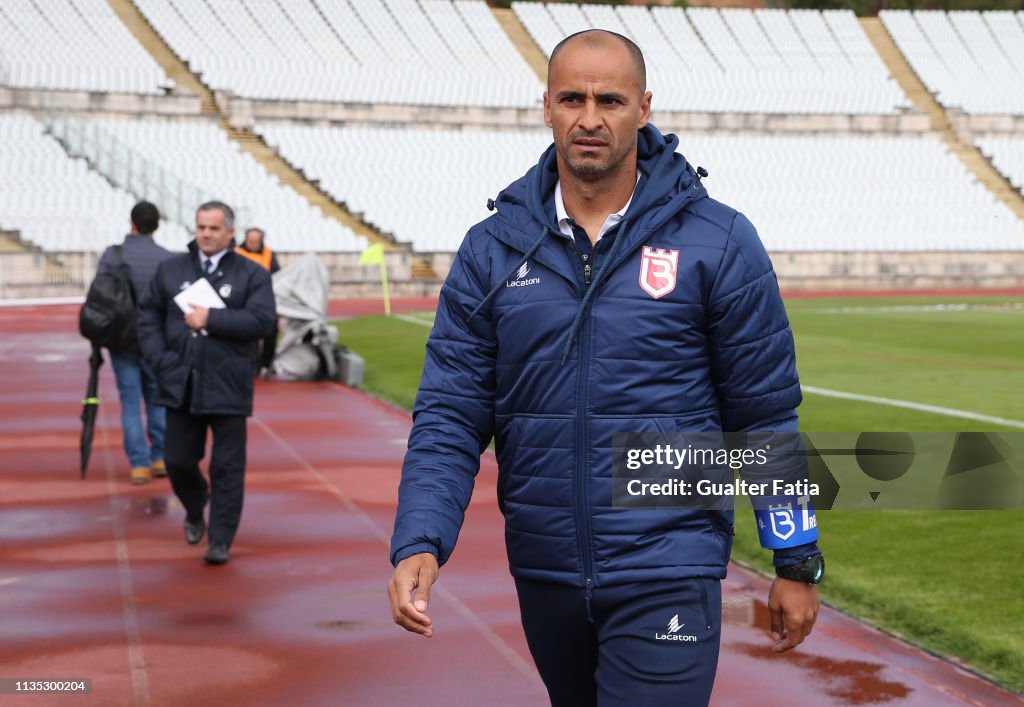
[235,227,281,375]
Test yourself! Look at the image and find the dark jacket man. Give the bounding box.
[138,240,276,416]
[138,201,276,566]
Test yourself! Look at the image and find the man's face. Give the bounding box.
[544,38,651,182]
[195,208,235,256]
[244,230,263,251]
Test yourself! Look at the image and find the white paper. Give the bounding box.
[174,278,226,315]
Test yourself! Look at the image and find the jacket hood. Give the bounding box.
[493,123,706,234]
[472,125,708,361]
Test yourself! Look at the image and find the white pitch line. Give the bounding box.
[814,303,1024,314]
[802,385,1024,430]
[392,313,434,327]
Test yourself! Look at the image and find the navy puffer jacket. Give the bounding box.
[391,125,802,587]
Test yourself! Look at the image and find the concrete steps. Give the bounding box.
[105,0,217,114]
[861,17,1024,221]
[227,127,436,278]
[492,8,548,83]
[0,231,27,253]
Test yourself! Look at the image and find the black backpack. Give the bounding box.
[79,245,138,351]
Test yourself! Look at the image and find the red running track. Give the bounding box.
[0,303,1020,706]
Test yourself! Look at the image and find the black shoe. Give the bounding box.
[204,543,230,565]
[184,515,206,545]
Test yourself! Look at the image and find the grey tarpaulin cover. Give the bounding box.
[271,252,340,381]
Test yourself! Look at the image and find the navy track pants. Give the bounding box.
[515,576,722,707]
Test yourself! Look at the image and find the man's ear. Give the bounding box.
[638,91,652,129]
[544,91,552,129]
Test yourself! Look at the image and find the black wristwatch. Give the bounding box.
[776,554,825,585]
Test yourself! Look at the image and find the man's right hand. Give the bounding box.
[387,552,439,638]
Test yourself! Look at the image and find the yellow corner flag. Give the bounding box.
[358,243,384,265]
[358,243,390,316]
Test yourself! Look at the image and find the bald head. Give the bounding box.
[543,29,652,184]
[548,30,647,95]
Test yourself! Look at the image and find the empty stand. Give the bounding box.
[0,113,189,253]
[134,0,541,108]
[512,3,909,115]
[0,113,365,255]
[983,11,1024,79]
[880,10,1024,115]
[513,1,565,57]
[0,0,170,94]
[84,118,367,253]
[261,123,548,253]
[2,0,1022,274]
[976,137,1024,196]
[260,123,1024,253]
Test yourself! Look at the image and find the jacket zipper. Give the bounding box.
[575,245,597,606]
[575,301,594,603]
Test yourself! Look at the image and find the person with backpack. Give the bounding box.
[91,201,173,485]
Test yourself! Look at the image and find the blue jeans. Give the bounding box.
[109,350,165,469]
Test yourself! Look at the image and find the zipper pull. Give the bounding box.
[584,263,592,288]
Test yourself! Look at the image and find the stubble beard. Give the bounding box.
[559,132,634,183]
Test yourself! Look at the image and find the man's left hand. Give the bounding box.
[184,304,209,330]
[767,577,819,653]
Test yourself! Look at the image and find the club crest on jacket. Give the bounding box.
[639,246,679,299]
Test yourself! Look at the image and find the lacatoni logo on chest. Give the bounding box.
[219,284,232,299]
[506,261,540,288]
[639,246,680,299]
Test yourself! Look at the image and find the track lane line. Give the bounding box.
[250,415,542,686]
[99,404,150,706]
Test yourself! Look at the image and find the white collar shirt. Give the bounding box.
[201,249,228,275]
[554,170,642,241]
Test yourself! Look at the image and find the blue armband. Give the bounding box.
[754,495,818,549]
